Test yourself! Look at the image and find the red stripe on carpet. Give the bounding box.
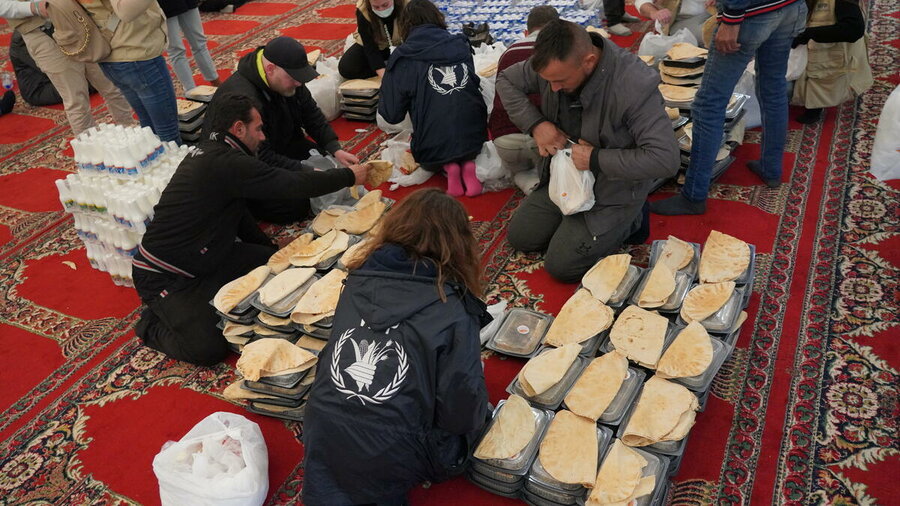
[0,167,70,212]
[236,1,297,16]
[281,22,357,40]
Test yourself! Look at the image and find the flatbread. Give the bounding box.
[666,106,681,120]
[477,62,498,77]
[290,310,335,326]
[544,289,614,346]
[399,150,418,174]
[680,281,736,323]
[637,264,676,308]
[223,380,279,401]
[213,265,271,314]
[666,42,708,60]
[473,395,536,460]
[339,237,371,267]
[660,71,704,86]
[538,410,598,487]
[267,234,314,274]
[290,230,337,259]
[518,344,581,397]
[293,269,348,316]
[582,254,632,303]
[659,62,705,77]
[622,376,698,446]
[223,322,255,337]
[355,188,383,208]
[236,339,317,381]
[639,55,655,65]
[306,49,321,65]
[657,322,714,378]
[258,267,316,306]
[609,306,669,368]
[698,230,751,283]
[564,351,628,421]
[586,25,610,38]
[296,335,328,352]
[659,84,698,102]
[339,77,381,90]
[587,439,648,505]
[658,235,694,271]
[257,312,292,327]
[291,231,351,267]
[335,200,387,235]
[311,207,348,236]
[365,160,393,189]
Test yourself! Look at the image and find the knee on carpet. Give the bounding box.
[543,254,587,284]
[507,224,548,253]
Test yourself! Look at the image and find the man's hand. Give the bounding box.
[571,140,594,171]
[715,23,741,54]
[651,8,673,25]
[532,121,567,157]
[376,68,386,78]
[334,149,359,167]
[349,162,370,186]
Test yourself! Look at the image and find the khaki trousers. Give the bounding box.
[20,30,134,135]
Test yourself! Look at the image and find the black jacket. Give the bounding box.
[204,48,342,172]
[156,0,197,18]
[137,133,353,280]
[10,31,63,107]
[302,244,489,505]
[379,24,487,166]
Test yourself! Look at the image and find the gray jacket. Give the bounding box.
[496,34,679,236]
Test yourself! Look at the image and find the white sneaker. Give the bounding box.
[622,13,641,23]
[607,23,633,36]
[219,4,234,13]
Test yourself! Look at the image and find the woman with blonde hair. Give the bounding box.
[303,188,489,506]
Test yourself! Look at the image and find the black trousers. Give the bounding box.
[133,242,275,366]
[338,43,388,80]
[604,0,625,25]
[247,138,319,224]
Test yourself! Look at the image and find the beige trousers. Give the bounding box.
[20,30,134,135]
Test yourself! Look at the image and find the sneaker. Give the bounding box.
[607,23,633,36]
[622,13,641,22]
[219,4,234,13]
[0,90,15,115]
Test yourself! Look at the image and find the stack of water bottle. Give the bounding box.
[56,124,193,287]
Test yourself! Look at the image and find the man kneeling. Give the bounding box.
[133,94,369,366]
[496,20,678,282]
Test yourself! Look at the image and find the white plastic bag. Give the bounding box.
[377,112,413,134]
[306,152,366,213]
[474,141,513,192]
[638,28,698,59]
[306,57,342,121]
[785,46,808,81]
[472,42,506,114]
[871,85,900,181]
[379,130,435,189]
[549,149,595,215]
[479,300,508,345]
[152,412,268,506]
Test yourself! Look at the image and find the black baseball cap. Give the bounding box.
[263,36,319,83]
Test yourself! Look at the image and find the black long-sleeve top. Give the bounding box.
[356,8,396,73]
[795,0,866,45]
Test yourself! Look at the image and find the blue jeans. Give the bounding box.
[681,0,807,202]
[99,56,182,143]
[166,9,219,90]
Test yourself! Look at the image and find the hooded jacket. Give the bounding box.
[302,244,489,505]
[206,48,342,171]
[379,24,487,166]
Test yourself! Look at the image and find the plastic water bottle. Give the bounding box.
[1,72,13,91]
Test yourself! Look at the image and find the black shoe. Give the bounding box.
[796,108,822,124]
[0,91,15,115]
[747,160,781,188]
[649,194,707,215]
[624,202,650,244]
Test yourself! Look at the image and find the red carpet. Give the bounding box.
[0,1,897,504]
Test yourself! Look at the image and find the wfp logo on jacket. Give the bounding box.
[427,64,469,95]
[330,319,408,406]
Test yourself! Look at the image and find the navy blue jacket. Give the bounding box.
[379,24,487,166]
[302,244,489,505]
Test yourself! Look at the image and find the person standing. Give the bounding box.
[635,0,711,45]
[339,0,405,79]
[650,0,808,214]
[604,0,642,37]
[157,0,222,93]
[1,0,134,135]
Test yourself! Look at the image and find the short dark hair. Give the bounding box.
[526,5,559,32]
[207,94,259,133]
[531,19,592,72]
[398,0,446,40]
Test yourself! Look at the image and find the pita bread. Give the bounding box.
[477,62,498,77]
[258,267,316,306]
[291,310,335,325]
[253,325,287,336]
[666,42,708,60]
[236,339,317,381]
[293,269,348,316]
[296,335,327,352]
[335,200,387,235]
[399,150,418,174]
[474,395,536,460]
[609,306,669,368]
[366,160,393,189]
[544,289,614,347]
[355,189,383,208]
[658,236,694,271]
[699,230,751,283]
[586,25,611,38]
[622,376,698,446]
[659,84,698,102]
[291,230,337,259]
[639,55,655,65]
[657,322,714,378]
[340,237,371,267]
[291,231,351,267]
[659,62,705,77]
[518,344,581,397]
[564,351,628,421]
[311,208,348,236]
[223,380,279,401]
[306,49,321,65]
[587,439,648,505]
[539,410,598,487]
[666,107,681,120]
[257,312,293,327]
[213,265,271,314]
[660,71,704,86]
[223,322,255,337]
[339,77,381,90]
[637,264,677,308]
[680,281,736,323]
[582,254,632,303]
[267,234,314,274]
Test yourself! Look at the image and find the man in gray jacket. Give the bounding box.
[496,20,679,282]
